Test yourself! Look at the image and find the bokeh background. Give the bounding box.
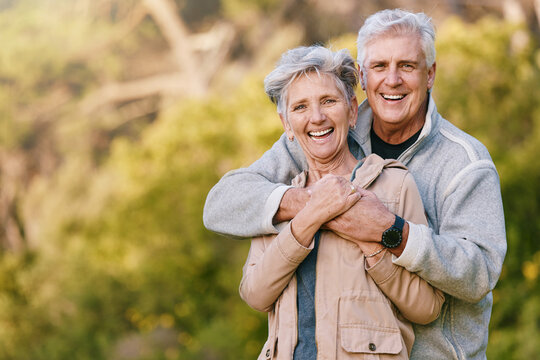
[0,0,539,359]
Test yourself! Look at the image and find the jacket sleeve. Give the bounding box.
[239,223,312,312]
[368,252,445,325]
[368,172,445,325]
[394,162,507,303]
[203,133,307,238]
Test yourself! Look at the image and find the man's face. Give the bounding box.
[361,33,436,130]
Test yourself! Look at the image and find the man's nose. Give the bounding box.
[385,66,403,87]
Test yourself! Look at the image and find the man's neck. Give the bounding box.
[372,116,425,144]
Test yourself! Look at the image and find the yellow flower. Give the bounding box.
[522,261,539,281]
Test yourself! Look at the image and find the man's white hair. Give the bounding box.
[357,8,436,72]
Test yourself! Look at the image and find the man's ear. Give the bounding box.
[279,113,294,141]
[427,61,436,90]
[358,64,366,91]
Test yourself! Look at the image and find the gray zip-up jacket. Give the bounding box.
[203,96,507,359]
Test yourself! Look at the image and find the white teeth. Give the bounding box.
[382,94,405,100]
[309,128,333,137]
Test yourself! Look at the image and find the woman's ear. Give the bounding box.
[279,113,294,141]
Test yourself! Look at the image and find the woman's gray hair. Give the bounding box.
[357,9,436,70]
[264,46,358,117]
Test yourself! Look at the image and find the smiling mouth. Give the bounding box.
[382,94,405,100]
[308,128,334,138]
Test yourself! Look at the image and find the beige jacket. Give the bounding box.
[239,154,445,359]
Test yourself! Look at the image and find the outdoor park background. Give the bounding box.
[0,0,539,359]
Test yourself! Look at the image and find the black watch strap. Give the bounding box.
[381,215,405,248]
[393,214,404,231]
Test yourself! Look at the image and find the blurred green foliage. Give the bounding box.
[1,74,281,358]
[0,1,539,359]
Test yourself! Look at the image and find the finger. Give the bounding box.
[356,188,373,198]
[345,191,361,208]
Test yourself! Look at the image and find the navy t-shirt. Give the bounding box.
[370,127,422,159]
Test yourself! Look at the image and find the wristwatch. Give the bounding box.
[381,215,405,248]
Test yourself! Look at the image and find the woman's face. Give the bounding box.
[281,72,357,166]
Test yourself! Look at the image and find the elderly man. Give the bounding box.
[203,9,506,360]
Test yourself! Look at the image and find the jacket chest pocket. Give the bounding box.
[380,200,398,215]
[338,292,404,358]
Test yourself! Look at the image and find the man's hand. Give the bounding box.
[325,189,409,257]
[273,187,311,224]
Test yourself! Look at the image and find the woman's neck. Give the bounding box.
[306,150,358,184]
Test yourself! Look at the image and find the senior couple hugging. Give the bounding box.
[203,8,506,360]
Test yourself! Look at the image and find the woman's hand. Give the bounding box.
[307,174,361,224]
[290,175,360,247]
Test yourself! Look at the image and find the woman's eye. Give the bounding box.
[293,104,306,111]
[323,99,336,104]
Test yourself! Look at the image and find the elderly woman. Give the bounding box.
[239,46,444,360]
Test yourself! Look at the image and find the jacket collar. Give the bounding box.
[351,154,407,189]
[290,154,406,190]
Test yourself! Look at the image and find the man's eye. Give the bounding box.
[323,99,336,104]
[293,104,306,111]
[402,64,414,70]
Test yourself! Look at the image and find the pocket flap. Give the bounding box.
[338,292,403,355]
[340,324,402,354]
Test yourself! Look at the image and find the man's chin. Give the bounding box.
[374,111,407,125]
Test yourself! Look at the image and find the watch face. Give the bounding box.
[382,229,402,248]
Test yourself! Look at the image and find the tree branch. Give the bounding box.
[81,72,192,114]
[143,0,206,95]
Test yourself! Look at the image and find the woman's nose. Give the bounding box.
[310,106,326,123]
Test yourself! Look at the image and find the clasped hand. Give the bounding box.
[305,174,361,226]
[306,176,395,245]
